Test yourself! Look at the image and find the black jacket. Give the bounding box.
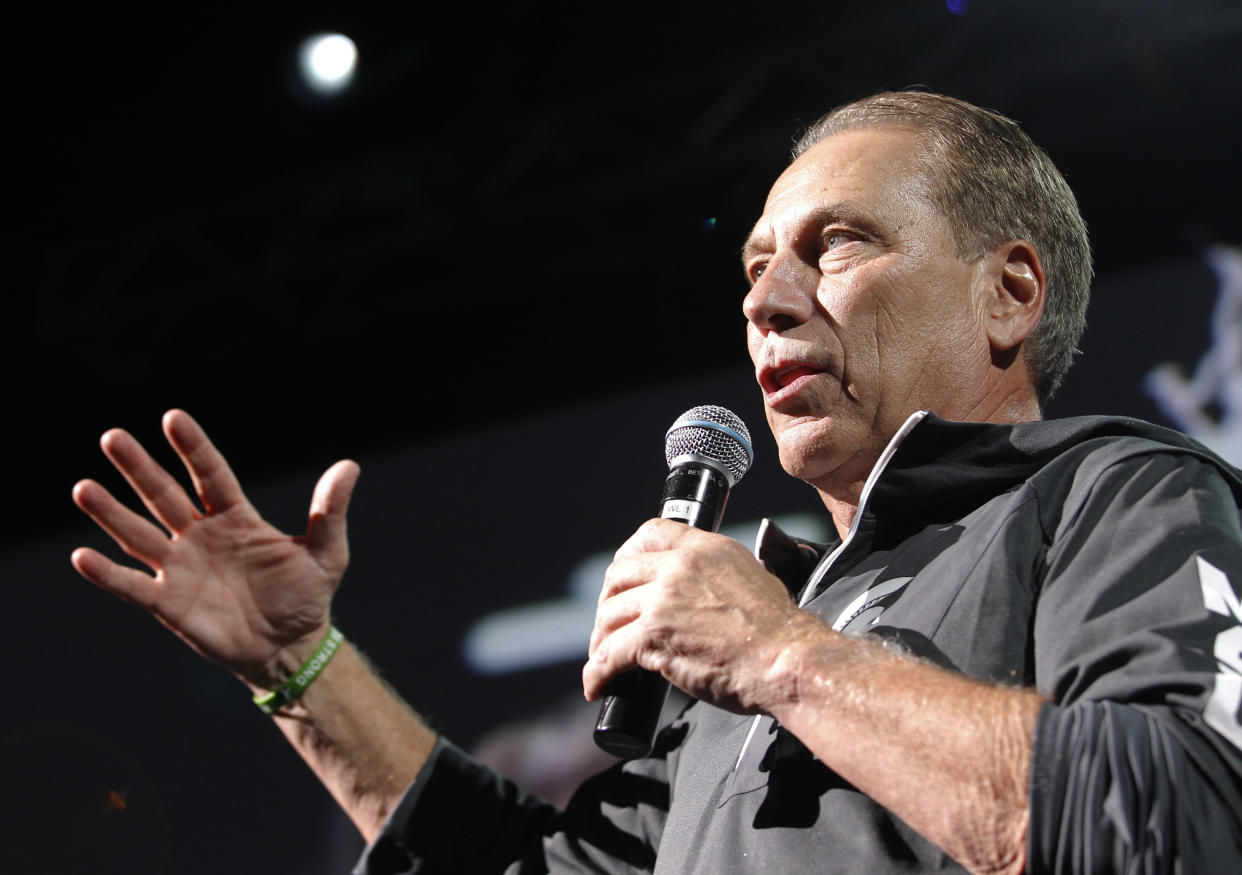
[357,413,1242,874]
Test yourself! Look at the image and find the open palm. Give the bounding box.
[71,410,360,682]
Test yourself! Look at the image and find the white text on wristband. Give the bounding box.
[253,626,345,715]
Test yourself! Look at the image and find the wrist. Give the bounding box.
[245,622,338,692]
[759,612,848,720]
[252,625,346,715]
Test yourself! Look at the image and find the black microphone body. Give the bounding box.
[659,463,731,531]
[593,406,752,759]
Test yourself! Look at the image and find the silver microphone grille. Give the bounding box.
[664,405,754,486]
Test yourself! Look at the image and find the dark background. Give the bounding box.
[6,1,1242,872]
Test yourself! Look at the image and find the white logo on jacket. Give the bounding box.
[831,576,914,634]
[1197,555,1242,749]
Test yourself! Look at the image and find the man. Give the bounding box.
[72,92,1242,873]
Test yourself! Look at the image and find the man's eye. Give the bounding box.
[751,263,767,281]
[825,232,852,250]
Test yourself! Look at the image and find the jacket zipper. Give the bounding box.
[733,410,928,771]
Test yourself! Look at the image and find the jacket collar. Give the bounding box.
[872,412,1242,519]
[757,411,1242,593]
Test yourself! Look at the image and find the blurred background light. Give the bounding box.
[298,32,357,95]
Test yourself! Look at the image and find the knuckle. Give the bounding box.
[666,549,702,580]
[598,564,622,602]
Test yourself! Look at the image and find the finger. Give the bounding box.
[582,655,612,702]
[100,428,200,532]
[612,517,697,560]
[583,618,653,702]
[589,581,645,657]
[73,479,174,567]
[305,460,361,564]
[162,409,248,515]
[597,551,664,607]
[71,546,162,612]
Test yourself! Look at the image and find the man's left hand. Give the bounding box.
[584,518,822,714]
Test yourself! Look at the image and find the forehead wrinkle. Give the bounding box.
[744,129,939,273]
[780,129,933,216]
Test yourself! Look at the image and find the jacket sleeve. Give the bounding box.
[1028,449,1242,873]
[353,726,678,874]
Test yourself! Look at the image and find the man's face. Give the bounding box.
[742,126,994,491]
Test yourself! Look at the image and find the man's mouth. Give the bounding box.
[759,362,824,399]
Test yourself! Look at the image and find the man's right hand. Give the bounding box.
[71,409,361,687]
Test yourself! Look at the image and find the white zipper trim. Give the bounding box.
[733,409,928,771]
[798,410,928,607]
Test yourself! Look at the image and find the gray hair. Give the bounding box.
[794,91,1092,401]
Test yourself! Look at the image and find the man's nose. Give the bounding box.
[742,256,817,333]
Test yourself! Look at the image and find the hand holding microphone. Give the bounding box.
[592,405,754,758]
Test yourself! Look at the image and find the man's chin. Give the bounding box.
[774,435,845,484]
[773,419,878,490]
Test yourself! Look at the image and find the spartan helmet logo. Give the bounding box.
[831,575,914,635]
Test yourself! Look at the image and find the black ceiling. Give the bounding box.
[14,1,1242,545]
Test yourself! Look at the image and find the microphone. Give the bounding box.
[593,404,754,759]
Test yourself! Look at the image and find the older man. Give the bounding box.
[72,92,1242,873]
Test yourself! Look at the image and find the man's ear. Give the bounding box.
[982,240,1045,353]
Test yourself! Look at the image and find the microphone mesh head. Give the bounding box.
[664,405,754,486]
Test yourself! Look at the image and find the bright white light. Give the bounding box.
[298,33,357,95]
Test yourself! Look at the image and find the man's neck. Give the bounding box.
[814,389,1043,540]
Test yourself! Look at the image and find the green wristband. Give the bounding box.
[253,626,345,715]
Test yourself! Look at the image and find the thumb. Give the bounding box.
[306,460,361,564]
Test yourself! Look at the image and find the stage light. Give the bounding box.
[298,33,357,96]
